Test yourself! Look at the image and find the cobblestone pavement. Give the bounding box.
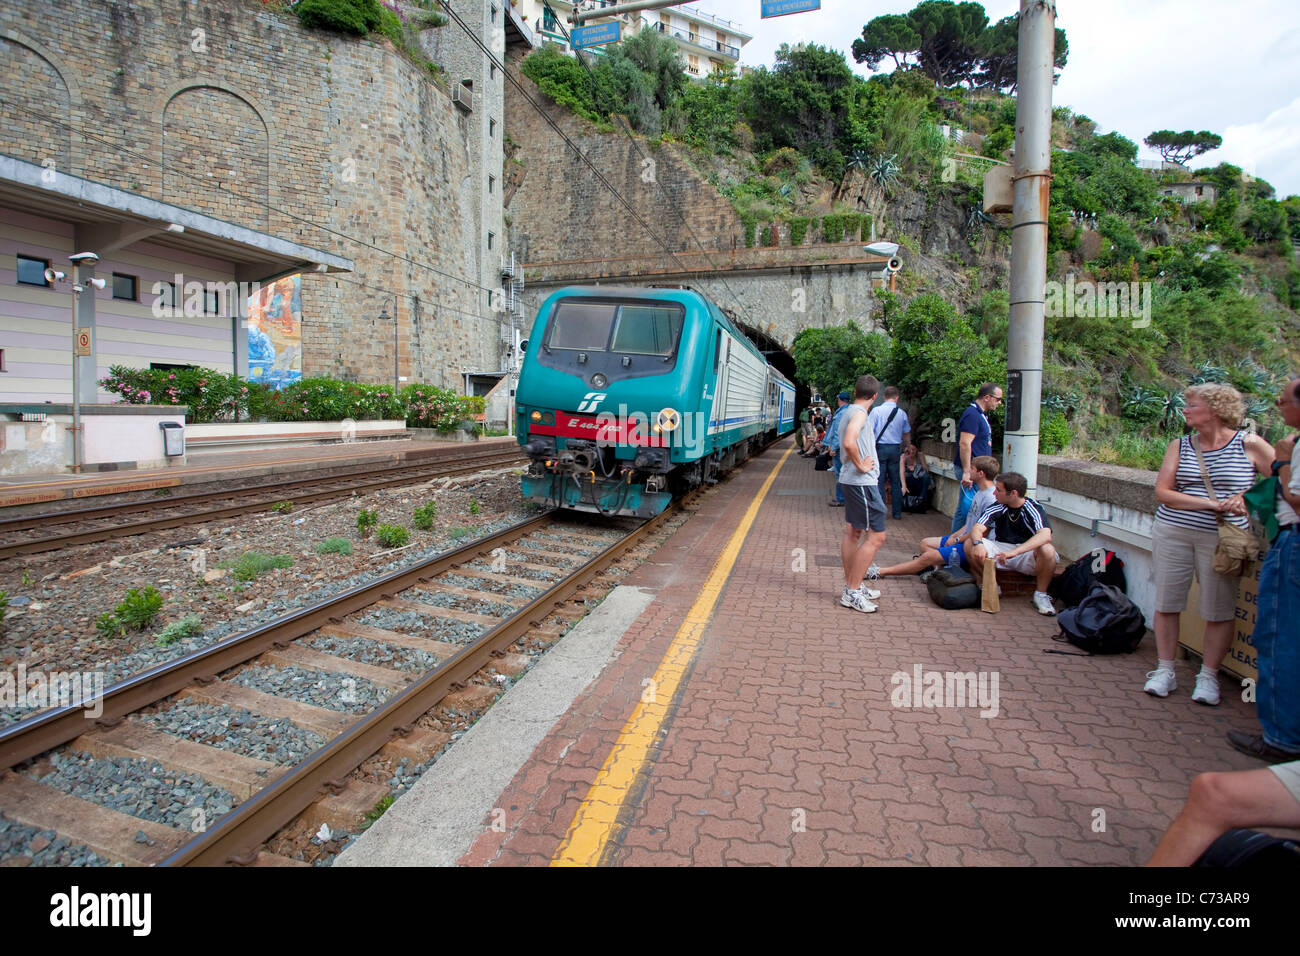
[461,439,1270,866]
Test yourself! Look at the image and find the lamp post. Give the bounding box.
[47,252,104,473]
[377,297,398,390]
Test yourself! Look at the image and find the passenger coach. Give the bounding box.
[516,286,795,517]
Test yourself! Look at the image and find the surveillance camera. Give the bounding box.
[68,251,99,264]
[44,268,66,283]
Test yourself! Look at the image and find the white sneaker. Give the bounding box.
[1192,673,1221,706]
[841,587,878,613]
[864,564,881,580]
[1144,668,1177,698]
[1032,591,1056,616]
[855,585,882,600]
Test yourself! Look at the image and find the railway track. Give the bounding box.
[0,446,526,560]
[0,504,683,866]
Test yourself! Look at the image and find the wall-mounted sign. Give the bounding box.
[761,0,821,18]
[572,20,620,49]
[74,328,92,356]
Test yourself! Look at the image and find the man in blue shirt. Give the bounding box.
[825,391,850,506]
[869,385,912,520]
[950,382,1003,533]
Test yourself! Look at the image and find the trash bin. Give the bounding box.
[159,421,184,457]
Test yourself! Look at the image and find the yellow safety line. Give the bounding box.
[551,442,795,866]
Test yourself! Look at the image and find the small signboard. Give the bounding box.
[761,0,821,18]
[572,20,620,49]
[74,328,92,356]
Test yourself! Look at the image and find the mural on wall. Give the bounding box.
[247,274,303,389]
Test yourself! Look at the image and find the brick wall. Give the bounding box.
[0,0,502,392]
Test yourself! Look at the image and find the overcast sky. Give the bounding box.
[693,0,1300,197]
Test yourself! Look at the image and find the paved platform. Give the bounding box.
[0,437,518,509]
[340,436,1275,867]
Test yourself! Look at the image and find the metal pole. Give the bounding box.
[570,0,698,25]
[392,299,399,391]
[70,265,82,474]
[1004,0,1055,495]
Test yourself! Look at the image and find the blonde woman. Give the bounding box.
[1148,384,1274,704]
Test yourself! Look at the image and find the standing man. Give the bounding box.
[1228,376,1300,762]
[826,391,850,507]
[837,375,887,613]
[869,386,912,521]
[951,382,1004,533]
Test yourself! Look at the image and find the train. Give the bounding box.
[515,285,796,517]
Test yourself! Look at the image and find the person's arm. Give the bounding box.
[1218,433,1275,515]
[1154,438,1220,512]
[1276,436,1300,511]
[969,521,989,544]
[842,412,875,474]
[959,432,975,484]
[994,527,1053,563]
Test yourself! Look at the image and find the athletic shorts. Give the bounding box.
[937,534,969,569]
[977,538,1038,576]
[1271,760,1300,807]
[840,482,886,533]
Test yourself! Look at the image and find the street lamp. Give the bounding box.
[377,297,398,390]
[47,252,104,473]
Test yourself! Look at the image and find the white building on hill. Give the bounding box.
[512,1,750,77]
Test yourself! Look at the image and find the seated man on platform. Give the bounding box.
[963,471,1058,616]
[872,456,1000,579]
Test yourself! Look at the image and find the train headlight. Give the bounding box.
[530,410,542,422]
[591,373,607,388]
[542,411,554,425]
[657,408,680,432]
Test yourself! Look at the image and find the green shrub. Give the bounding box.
[220,552,293,583]
[293,0,383,36]
[740,213,757,248]
[413,502,438,530]
[374,524,410,548]
[96,586,165,637]
[448,526,473,540]
[762,222,780,247]
[0,590,7,627]
[98,366,251,423]
[822,214,846,243]
[271,500,294,514]
[316,537,354,555]
[1039,410,1071,455]
[788,216,811,246]
[356,509,379,535]
[156,614,204,647]
[469,499,480,516]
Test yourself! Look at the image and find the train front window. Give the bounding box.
[548,301,617,350]
[610,306,682,356]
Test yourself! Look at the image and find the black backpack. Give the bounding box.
[1053,582,1146,654]
[1194,829,1300,868]
[925,567,980,610]
[1050,548,1128,608]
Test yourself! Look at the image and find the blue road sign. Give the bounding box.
[761,0,821,17]
[572,20,621,49]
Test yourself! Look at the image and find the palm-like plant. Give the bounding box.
[1160,390,1186,430]
[1192,360,1227,384]
[869,153,901,188]
[1122,386,1163,421]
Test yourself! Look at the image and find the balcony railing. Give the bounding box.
[650,23,739,58]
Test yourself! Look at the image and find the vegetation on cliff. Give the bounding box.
[516,6,1298,469]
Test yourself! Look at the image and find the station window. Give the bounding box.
[203,289,222,315]
[489,117,496,138]
[0,349,6,372]
[17,254,50,286]
[488,232,495,250]
[491,5,497,24]
[488,175,495,194]
[490,63,497,80]
[112,273,137,301]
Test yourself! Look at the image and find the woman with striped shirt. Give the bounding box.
[1148,384,1274,704]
